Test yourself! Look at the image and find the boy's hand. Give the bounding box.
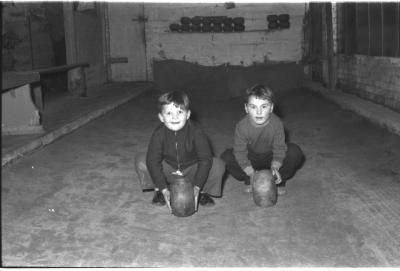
[161,188,172,213]
[271,161,282,184]
[271,160,282,171]
[271,169,282,184]
[243,166,255,177]
[193,186,200,211]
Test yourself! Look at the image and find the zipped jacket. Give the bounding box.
[146,120,213,191]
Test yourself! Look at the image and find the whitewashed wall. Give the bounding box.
[144,3,306,80]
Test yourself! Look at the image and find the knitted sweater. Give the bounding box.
[233,113,287,170]
[146,121,212,191]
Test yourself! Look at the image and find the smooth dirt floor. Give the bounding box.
[2,88,400,267]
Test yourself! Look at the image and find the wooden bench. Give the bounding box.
[32,62,90,112]
[2,63,89,135]
[2,71,44,135]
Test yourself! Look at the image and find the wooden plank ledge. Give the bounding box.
[2,71,40,92]
[32,62,89,75]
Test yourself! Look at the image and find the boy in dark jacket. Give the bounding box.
[221,84,304,195]
[135,91,225,212]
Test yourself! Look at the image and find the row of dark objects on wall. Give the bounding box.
[169,23,244,32]
[182,16,244,25]
[267,14,290,29]
[170,16,245,33]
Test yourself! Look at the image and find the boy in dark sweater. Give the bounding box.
[221,84,304,195]
[135,91,225,212]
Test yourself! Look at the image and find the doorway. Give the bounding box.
[106,3,148,82]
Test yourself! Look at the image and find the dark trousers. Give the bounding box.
[135,152,225,197]
[220,143,304,186]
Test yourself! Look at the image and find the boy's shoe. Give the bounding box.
[152,191,166,205]
[277,186,287,195]
[244,184,252,193]
[199,193,215,206]
[244,177,252,193]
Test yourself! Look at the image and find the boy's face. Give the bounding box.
[158,103,191,131]
[245,95,274,126]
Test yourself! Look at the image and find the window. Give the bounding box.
[383,3,399,57]
[369,2,382,56]
[341,3,357,55]
[356,3,369,55]
[340,2,400,57]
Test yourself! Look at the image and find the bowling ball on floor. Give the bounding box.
[252,170,277,207]
[170,177,196,217]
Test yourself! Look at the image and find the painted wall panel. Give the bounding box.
[145,3,306,79]
[107,3,305,80]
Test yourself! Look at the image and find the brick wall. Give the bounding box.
[336,54,400,112]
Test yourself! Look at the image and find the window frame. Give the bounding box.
[339,2,400,57]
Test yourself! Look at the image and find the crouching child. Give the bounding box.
[135,91,225,213]
[221,84,304,195]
